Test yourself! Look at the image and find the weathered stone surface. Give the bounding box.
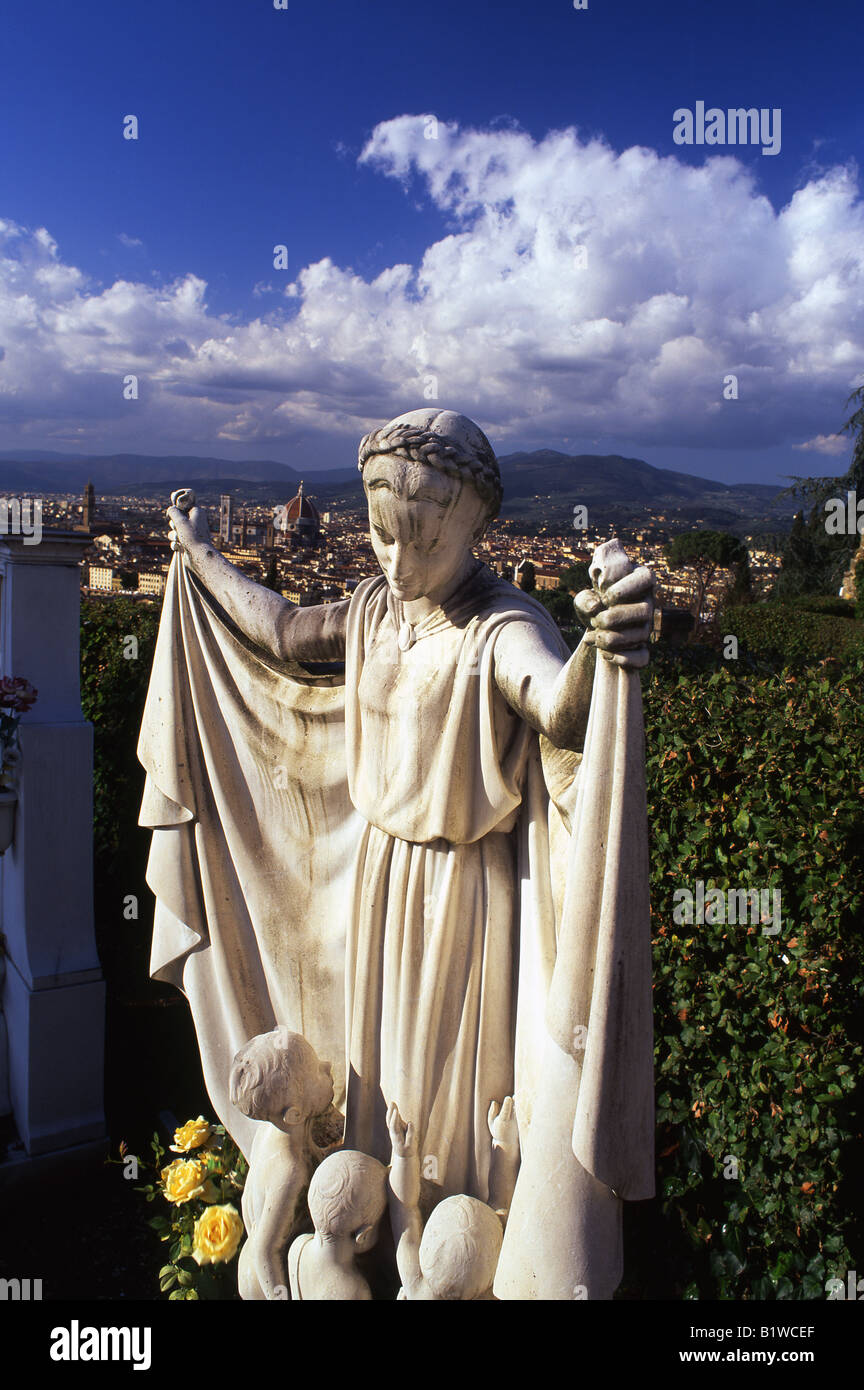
[140,409,656,1298]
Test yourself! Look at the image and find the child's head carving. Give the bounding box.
[307,1149,388,1251]
[419,1194,503,1300]
[229,1027,333,1125]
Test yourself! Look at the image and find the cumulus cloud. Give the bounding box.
[793,432,850,454]
[0,118,862,466]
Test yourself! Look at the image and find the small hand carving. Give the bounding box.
[487,1095,518,1154]
[167,488,212,562]
[386,1100,417,1158]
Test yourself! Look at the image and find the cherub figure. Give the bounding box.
[228,1027,335,1300]
[386,1098,520,1300]
[287,1149,389,1301]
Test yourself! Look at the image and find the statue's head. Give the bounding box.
[228,1027,334,1127]
[307,1149,388,1252]
[358,409,501,603]
[418,1193,503,1300]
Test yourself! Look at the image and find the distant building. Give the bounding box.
[282,588,319,607]
[220,495,233,544]
[88,565,121,592]
[137,571,166,597]
[533,568,563,591]
[222,546,260,564]
[92,529,123,554]
[274,481,320,549]
[80,480,95,533]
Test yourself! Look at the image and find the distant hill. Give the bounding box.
[495,450,794,527]
[0,451,357,494]
[0,446,796,529]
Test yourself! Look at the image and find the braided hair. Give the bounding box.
[358,419,503,522]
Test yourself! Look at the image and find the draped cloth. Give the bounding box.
[495,643,655,1299]
[138,547,654,1298]
[137,559,359,1159]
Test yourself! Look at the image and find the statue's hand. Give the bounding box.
[386,1102,416,1159]
[488,1096,519,1154]
[167,489,212,563]
[575,566,655,669]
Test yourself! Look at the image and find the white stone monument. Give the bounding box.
[139,410,655,1298]
[0,530,105,1159]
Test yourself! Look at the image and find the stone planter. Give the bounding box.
[0,789,17,855]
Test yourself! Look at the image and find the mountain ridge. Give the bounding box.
[0,447,797,526]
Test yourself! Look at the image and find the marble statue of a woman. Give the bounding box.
[138,409,655,1300]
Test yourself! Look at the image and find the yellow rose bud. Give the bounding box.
[161,1158,211,1205]
[192,1203,244,1266]
[170,1117,212,1154]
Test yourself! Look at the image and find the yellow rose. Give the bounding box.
[161,1158,217,1205]
[192,1203,244,1266]
[170,1117,212,1153]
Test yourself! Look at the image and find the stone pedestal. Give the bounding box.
[0,531,105,1156]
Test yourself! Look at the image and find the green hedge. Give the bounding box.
[631,654,864,1299]
[798,596,857,619]
[81,595,160,870]
[723,601,864,668]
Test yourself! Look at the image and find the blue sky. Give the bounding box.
[0,0,862,485]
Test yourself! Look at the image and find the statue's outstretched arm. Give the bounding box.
[494,569,654,751]
[494,621,595,752]
[166,492,348,663]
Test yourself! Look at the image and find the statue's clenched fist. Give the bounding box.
[574,565,655,669]
[166,488,212,562]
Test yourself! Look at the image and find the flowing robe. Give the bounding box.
[343,568,543,1203]
[138,551,654,1299]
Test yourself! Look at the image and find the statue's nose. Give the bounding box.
[390,544,414,581]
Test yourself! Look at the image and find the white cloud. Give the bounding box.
[793,432,850,455]
[0,118,863,465]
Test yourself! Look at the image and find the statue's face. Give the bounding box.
[364,455,487,603]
